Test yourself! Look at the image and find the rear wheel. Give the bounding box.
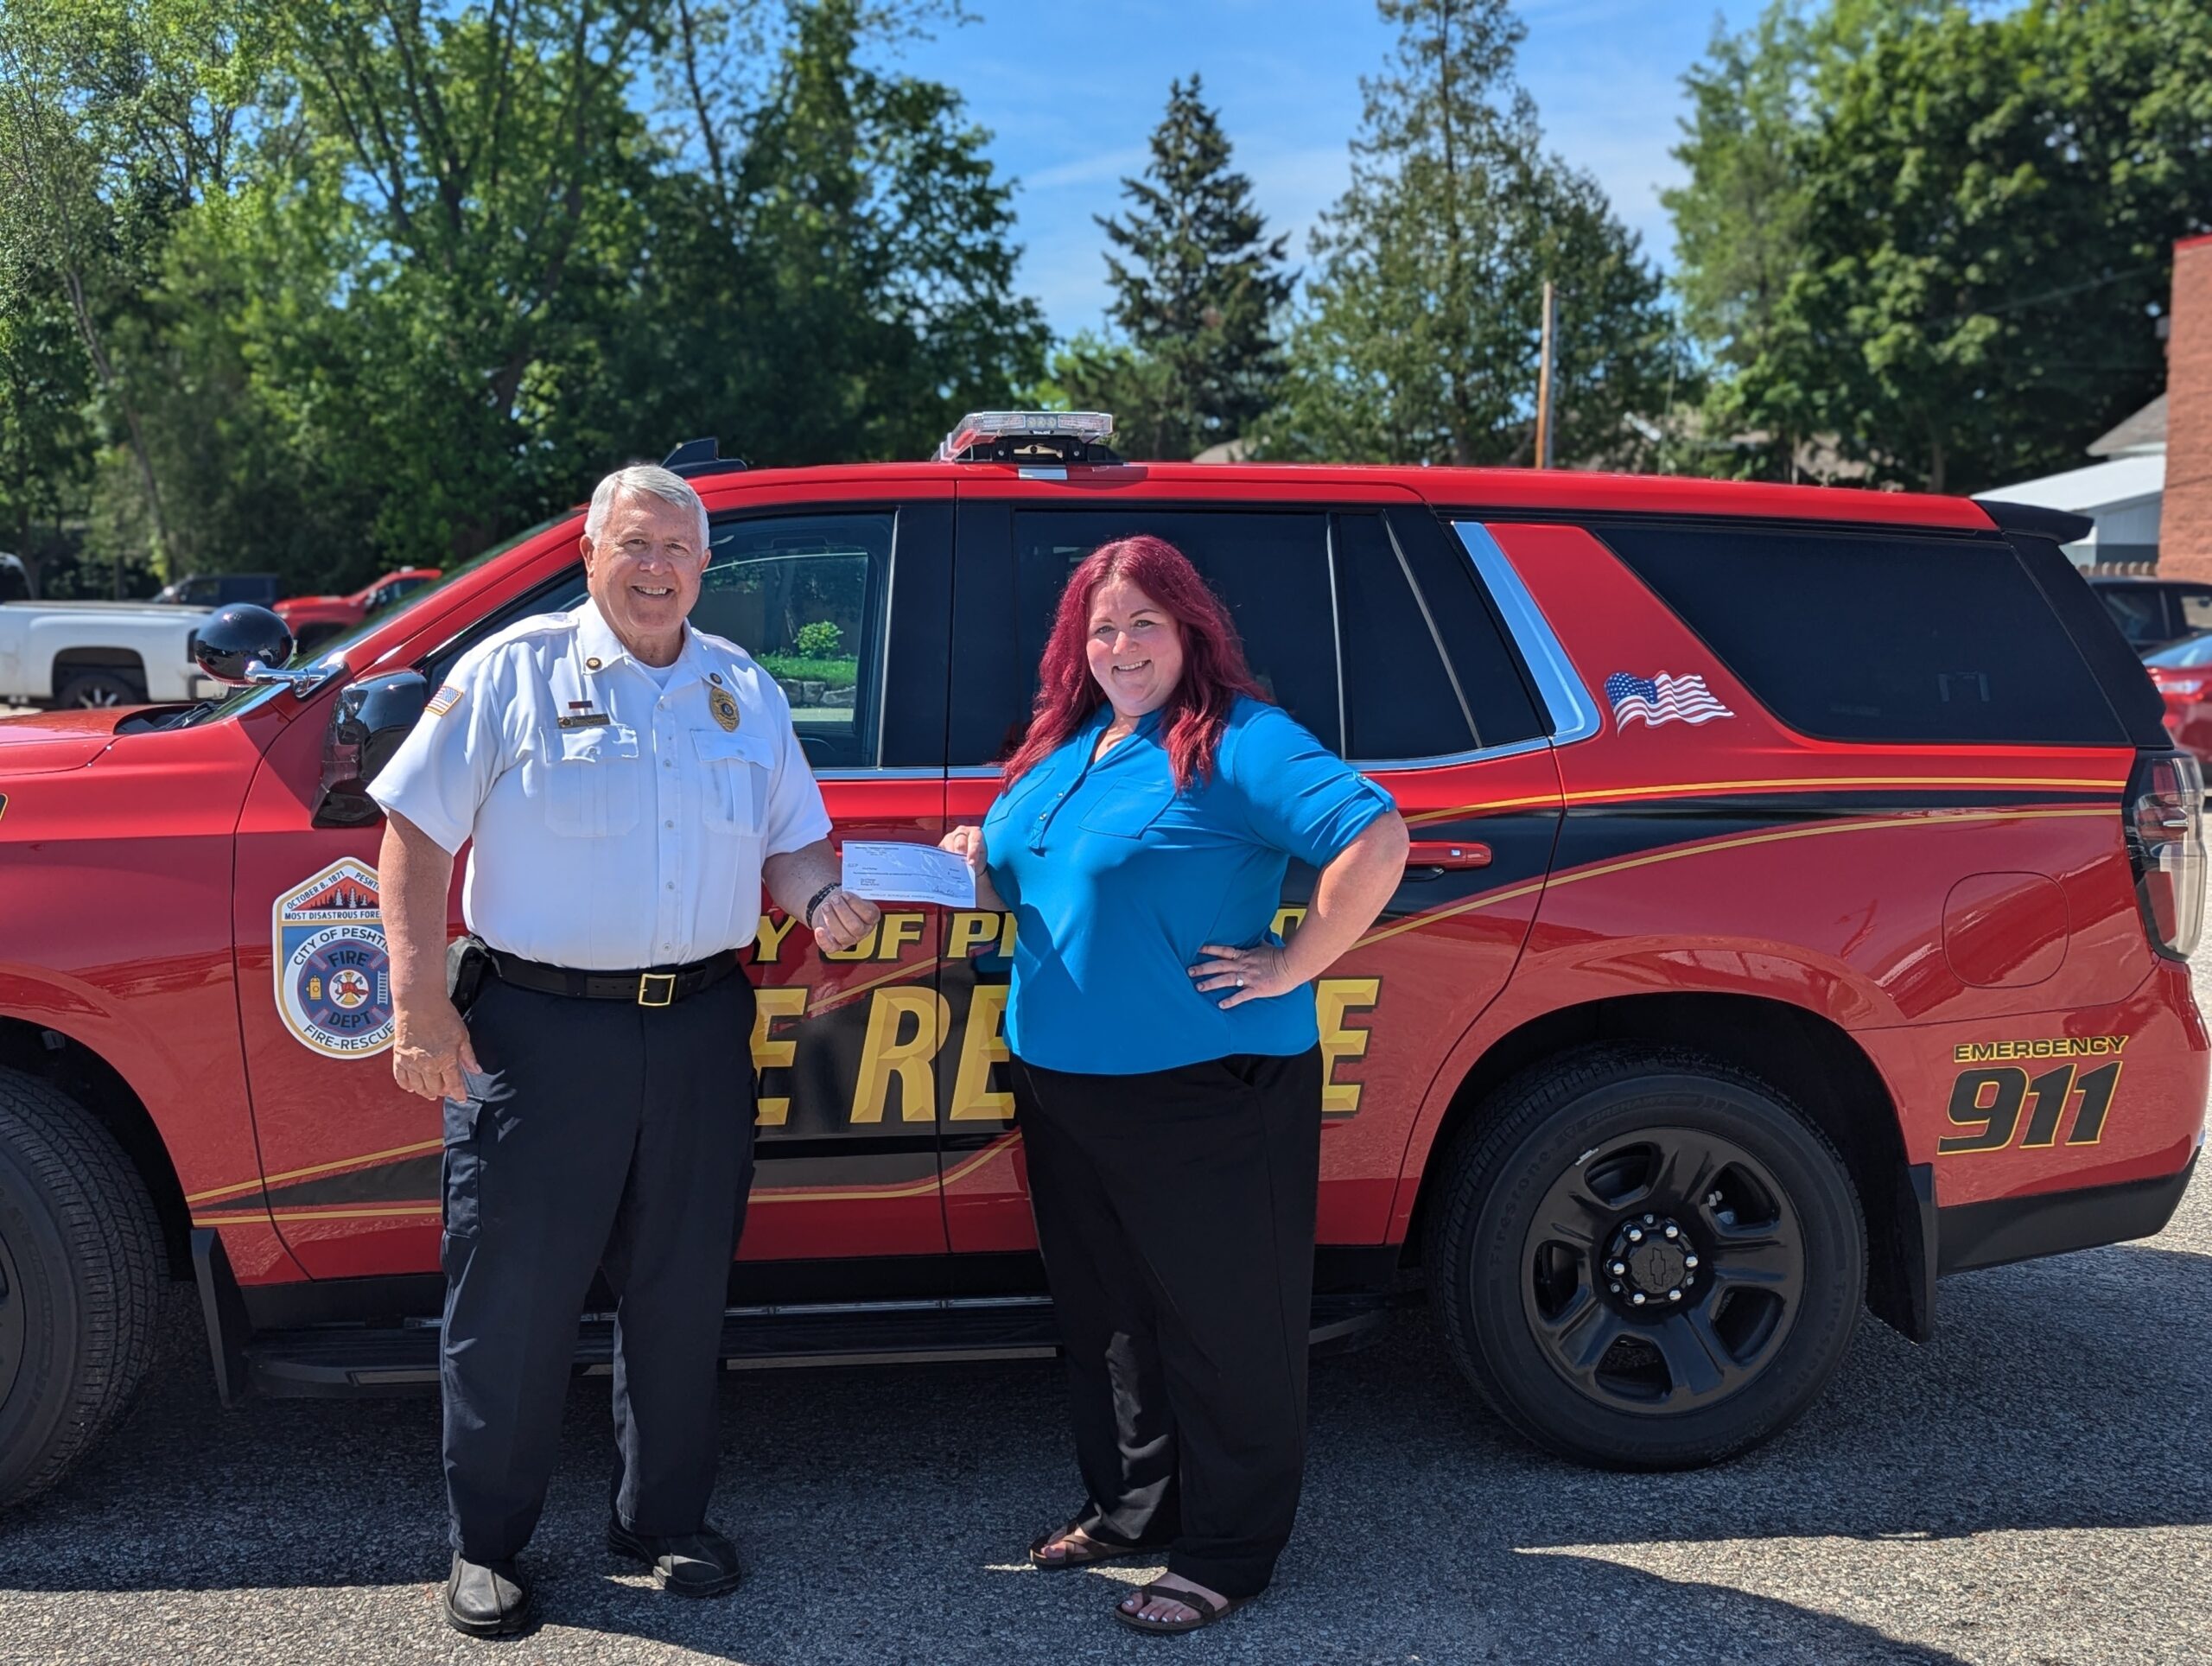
[1426,1044,1865,1469]
[53,670,143,709]
[0,1068,164,1510]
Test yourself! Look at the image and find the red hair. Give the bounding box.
[1003,534,1268,791]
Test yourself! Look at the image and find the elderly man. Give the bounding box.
[372,464,878,1637]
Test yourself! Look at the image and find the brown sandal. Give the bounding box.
[1112,1581,1247,1635]
[1027,1523,1155,1571]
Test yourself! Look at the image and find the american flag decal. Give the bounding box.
[1604,671,1735,730]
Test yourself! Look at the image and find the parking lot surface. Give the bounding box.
[0,940,2208,1664]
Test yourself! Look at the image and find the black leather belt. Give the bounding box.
[486,949,741,1008]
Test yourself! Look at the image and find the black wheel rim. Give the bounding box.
[0,1228,23,1411]
[1519,1125,1805,1415]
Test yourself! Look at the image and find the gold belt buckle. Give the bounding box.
[637,971,677,1008]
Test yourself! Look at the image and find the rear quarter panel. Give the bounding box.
[1386,521,2193,1227]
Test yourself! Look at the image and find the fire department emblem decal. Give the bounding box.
[273,858,395,1059]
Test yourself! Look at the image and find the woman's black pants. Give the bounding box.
[1011,1046,1325,1601]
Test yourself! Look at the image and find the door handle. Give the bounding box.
[1405,840,1492,870]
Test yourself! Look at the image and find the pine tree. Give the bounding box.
[1082,75,1293,460]
[1262,0,1674,468]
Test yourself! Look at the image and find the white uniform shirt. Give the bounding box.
[369,599,832,969]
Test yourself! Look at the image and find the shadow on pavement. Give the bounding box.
[1,1223,2202,1662]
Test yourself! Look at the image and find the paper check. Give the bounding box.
[840,841,979,908]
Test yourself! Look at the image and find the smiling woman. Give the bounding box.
[941,532,1408,1635]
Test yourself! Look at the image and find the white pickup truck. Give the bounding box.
[0,600,220,708]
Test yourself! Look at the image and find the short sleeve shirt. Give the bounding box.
[982,696,1394,1075]
[369,599,831,969]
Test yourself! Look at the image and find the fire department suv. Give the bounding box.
[2,414,2205,1509]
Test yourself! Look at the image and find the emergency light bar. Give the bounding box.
[933,410,1120,465]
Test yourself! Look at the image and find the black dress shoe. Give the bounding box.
[607,1517,744,1598]
[445,1551,536,1637]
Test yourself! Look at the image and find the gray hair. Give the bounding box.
[584,464,709,551]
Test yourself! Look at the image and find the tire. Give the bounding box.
[1425,1044,1865,1470]
[53,671,143,709]
[0,1067,165,1510]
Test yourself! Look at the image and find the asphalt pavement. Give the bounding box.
[1,972,2209,1663]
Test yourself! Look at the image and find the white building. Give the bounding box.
[1976,395,2165,568]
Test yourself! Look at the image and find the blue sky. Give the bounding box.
[894,0,1767,341]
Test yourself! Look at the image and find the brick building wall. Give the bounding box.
[2162,233,2212,581]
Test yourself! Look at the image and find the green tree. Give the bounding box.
[1674,0,2212,494]
[1077,74,1292,460]
[0,0,271,582]
[0,0,1042,594]
[1262,0,1674,467]
[627,0,1046,468]
[0,290,94,595]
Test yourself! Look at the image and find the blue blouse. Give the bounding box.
[982,696,1394,1076]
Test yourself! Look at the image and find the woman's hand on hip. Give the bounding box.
[1189,942,1299,1009]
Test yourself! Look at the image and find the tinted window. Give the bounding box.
[2098,586,2166,645]
[1601,525,2126,746]
[2177,590,2212,634]
[1007,509,1340,752]
[429,511,893,770]
[1332,514,1475,758]
[1394,510,1548,747]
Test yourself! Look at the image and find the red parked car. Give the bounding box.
[274,567,442,654]
[2145,633,2212,765]
[0,418,2202,1507]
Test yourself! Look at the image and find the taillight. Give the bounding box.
[2126,751,2206,958]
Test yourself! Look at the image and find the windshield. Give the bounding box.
[2145,634,2212,670]
[179,513,570,728]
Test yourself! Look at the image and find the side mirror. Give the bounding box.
[190,603,297,685]
[312,671,429,828]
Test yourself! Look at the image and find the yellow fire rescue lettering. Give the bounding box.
[749,987,808,1125]
[950,983,1014,1120]
[1273,906,1308,938]
[1952,1035,2128,1064]
[1316,978,1382,1115]
[852,989,950,1122]
[947,911,1001,960]
[753,913,802,964]
[874,912,927,960]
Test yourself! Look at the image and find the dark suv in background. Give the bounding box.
[2088,574,2212,655]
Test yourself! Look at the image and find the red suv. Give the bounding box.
[274,567,443,655]
[0,426,2202,1505]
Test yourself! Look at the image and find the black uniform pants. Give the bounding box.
[439,974,756,1562]
[1012,1046,1325,1601]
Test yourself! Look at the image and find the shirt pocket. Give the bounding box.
[1077,784,1175,838]
[692,727,774,835]
[542,723,643,838]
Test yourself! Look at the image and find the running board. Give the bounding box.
[242,1294,1388,1398]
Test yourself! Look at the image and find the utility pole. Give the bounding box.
[1534,280,1557,469]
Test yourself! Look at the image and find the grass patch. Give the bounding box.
[757,652,859,690]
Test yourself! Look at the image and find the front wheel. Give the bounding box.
[0,1068,165,1510]
[1426,1045,1865,1469]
